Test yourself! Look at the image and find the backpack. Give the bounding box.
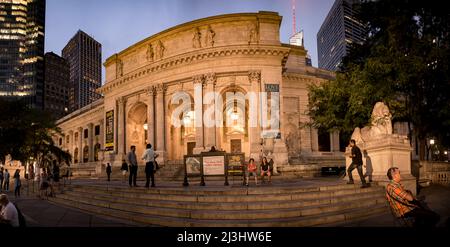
[13,203,26,228]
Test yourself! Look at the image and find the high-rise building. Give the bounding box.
[62,30,102,112]
[0,0,45,108]
[317,0,365,71]
[44,52,69,119]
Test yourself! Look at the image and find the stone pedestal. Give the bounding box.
[345,134,416,195]
[272,139,289,167]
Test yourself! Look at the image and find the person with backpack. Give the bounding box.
[106,163,112,182]
[13,169,21,198]
[120,159,128,183]
[3,169,10,192]
[0,194,19,227]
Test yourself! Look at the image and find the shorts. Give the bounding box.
[122,170,127,176]
[245,170,257,177]
[261,170,271,176]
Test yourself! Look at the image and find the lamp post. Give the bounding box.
[429,139,435,161]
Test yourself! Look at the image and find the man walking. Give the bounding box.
[106,163,112,182]
[126,146,138,187]
[347,140,369,188]
[142,144,156,188]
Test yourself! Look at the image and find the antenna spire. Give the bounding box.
[292,0,297,35]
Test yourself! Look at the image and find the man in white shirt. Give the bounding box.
[142,144,157,188]
[0,194,19,227]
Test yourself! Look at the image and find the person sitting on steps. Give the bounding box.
[260,157,272,184]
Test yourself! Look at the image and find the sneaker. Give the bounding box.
[347,181,354,184]
[151,184,155,187]
[361,184,370,188]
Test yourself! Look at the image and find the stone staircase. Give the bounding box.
[48,182,389,227]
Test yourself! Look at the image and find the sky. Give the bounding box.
[45,0,334,83]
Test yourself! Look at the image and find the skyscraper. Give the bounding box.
[44,52,69,119]
[317,0,365,71]
[0,0,45,108]
[62,30,102,112]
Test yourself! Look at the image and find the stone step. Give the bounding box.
[60,188,384,211]
[55,192,384,220]
[67,185,383,203]
[48,196,388,227]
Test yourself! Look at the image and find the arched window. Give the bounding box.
[83,146,89,163]
[74,148,79,163]
[94,143,101,161]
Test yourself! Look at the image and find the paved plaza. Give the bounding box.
[3,177,450,227]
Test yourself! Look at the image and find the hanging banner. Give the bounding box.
[105,110,114,151]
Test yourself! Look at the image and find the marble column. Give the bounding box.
[78,127,83,163]
[99,119,104,149]
[117,96,127,156]
[193,75,205,154]
[248,71,262,161]
[88,123,94,162]
[146,86,156,147]
[204,73,217,149]
[155,84,167,151]
[69,130,74,161]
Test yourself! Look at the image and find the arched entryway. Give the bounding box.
[127,102,148,159]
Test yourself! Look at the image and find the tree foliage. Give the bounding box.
[0,98,71,167]
[308,0,450,154]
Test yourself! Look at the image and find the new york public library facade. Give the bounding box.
[55,11,341,177]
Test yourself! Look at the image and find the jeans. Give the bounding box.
[404,206,440,227]
[145,162,155,187]
[14,185,21,197]
[3,179,9,191]
[129,165,138,186]
[347,162,367,185]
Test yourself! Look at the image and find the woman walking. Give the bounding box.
[13,169,21,198]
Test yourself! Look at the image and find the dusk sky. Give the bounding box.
[45,0,334,83]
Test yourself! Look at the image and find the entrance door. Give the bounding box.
[230,139,242,153]
[187,142,196,155]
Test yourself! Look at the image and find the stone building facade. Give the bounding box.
[56,12,342,172]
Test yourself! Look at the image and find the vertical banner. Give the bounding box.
[264,83,281,138]
[105,110,114,151]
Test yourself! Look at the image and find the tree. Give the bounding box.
[308,0,450,159]
[0,98,71,168]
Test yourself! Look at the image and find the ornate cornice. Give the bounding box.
[248,70,261,83]
[204,73,217,86]
[155,84,168,95]
[145,86,157,97]
[98,45,290,94]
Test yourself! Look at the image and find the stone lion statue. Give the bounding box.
[351,102,393,144]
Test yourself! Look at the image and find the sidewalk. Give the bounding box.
[9,195,142,227]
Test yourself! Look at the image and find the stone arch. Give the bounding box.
[126,101,148,159]
[83,146,89,163]
[74,148,79,163]
[94,143,101,161]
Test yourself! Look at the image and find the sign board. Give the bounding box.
[105,110,114,151]
[265,84,279,92]
[227,153,244,176]
[185,156,201,176]
[203,155,225,175]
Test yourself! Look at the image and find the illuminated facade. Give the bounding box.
[0,0,45,108]
[56,12,344,174]
[62,30,102,112]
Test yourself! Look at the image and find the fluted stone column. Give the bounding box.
[193,75,205,154]
[77,127,83,163]
[146,86,156,147]
[117,96,127,156]
[99,119,104,149]
[154,84,167,164]
[88,123,94,162]
[204,73,217,150]
[69,130,74,161]
[248,71,262,161]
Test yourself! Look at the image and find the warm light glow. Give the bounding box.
[430,139,435,145]
[143,123,148,130]
[445,151,448,155]
[231,110,239,120]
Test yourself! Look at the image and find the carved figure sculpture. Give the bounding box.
[146,44,154,62]
[205,25,215,47]
[351,102,393,144]
[193,27,202,48]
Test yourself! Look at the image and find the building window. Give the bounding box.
[84,129,88,139]
[318,128,331,152]
[74,148,79,163]
[95,125,100,136]
[94,143,101,161]
[83,146,89,163]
